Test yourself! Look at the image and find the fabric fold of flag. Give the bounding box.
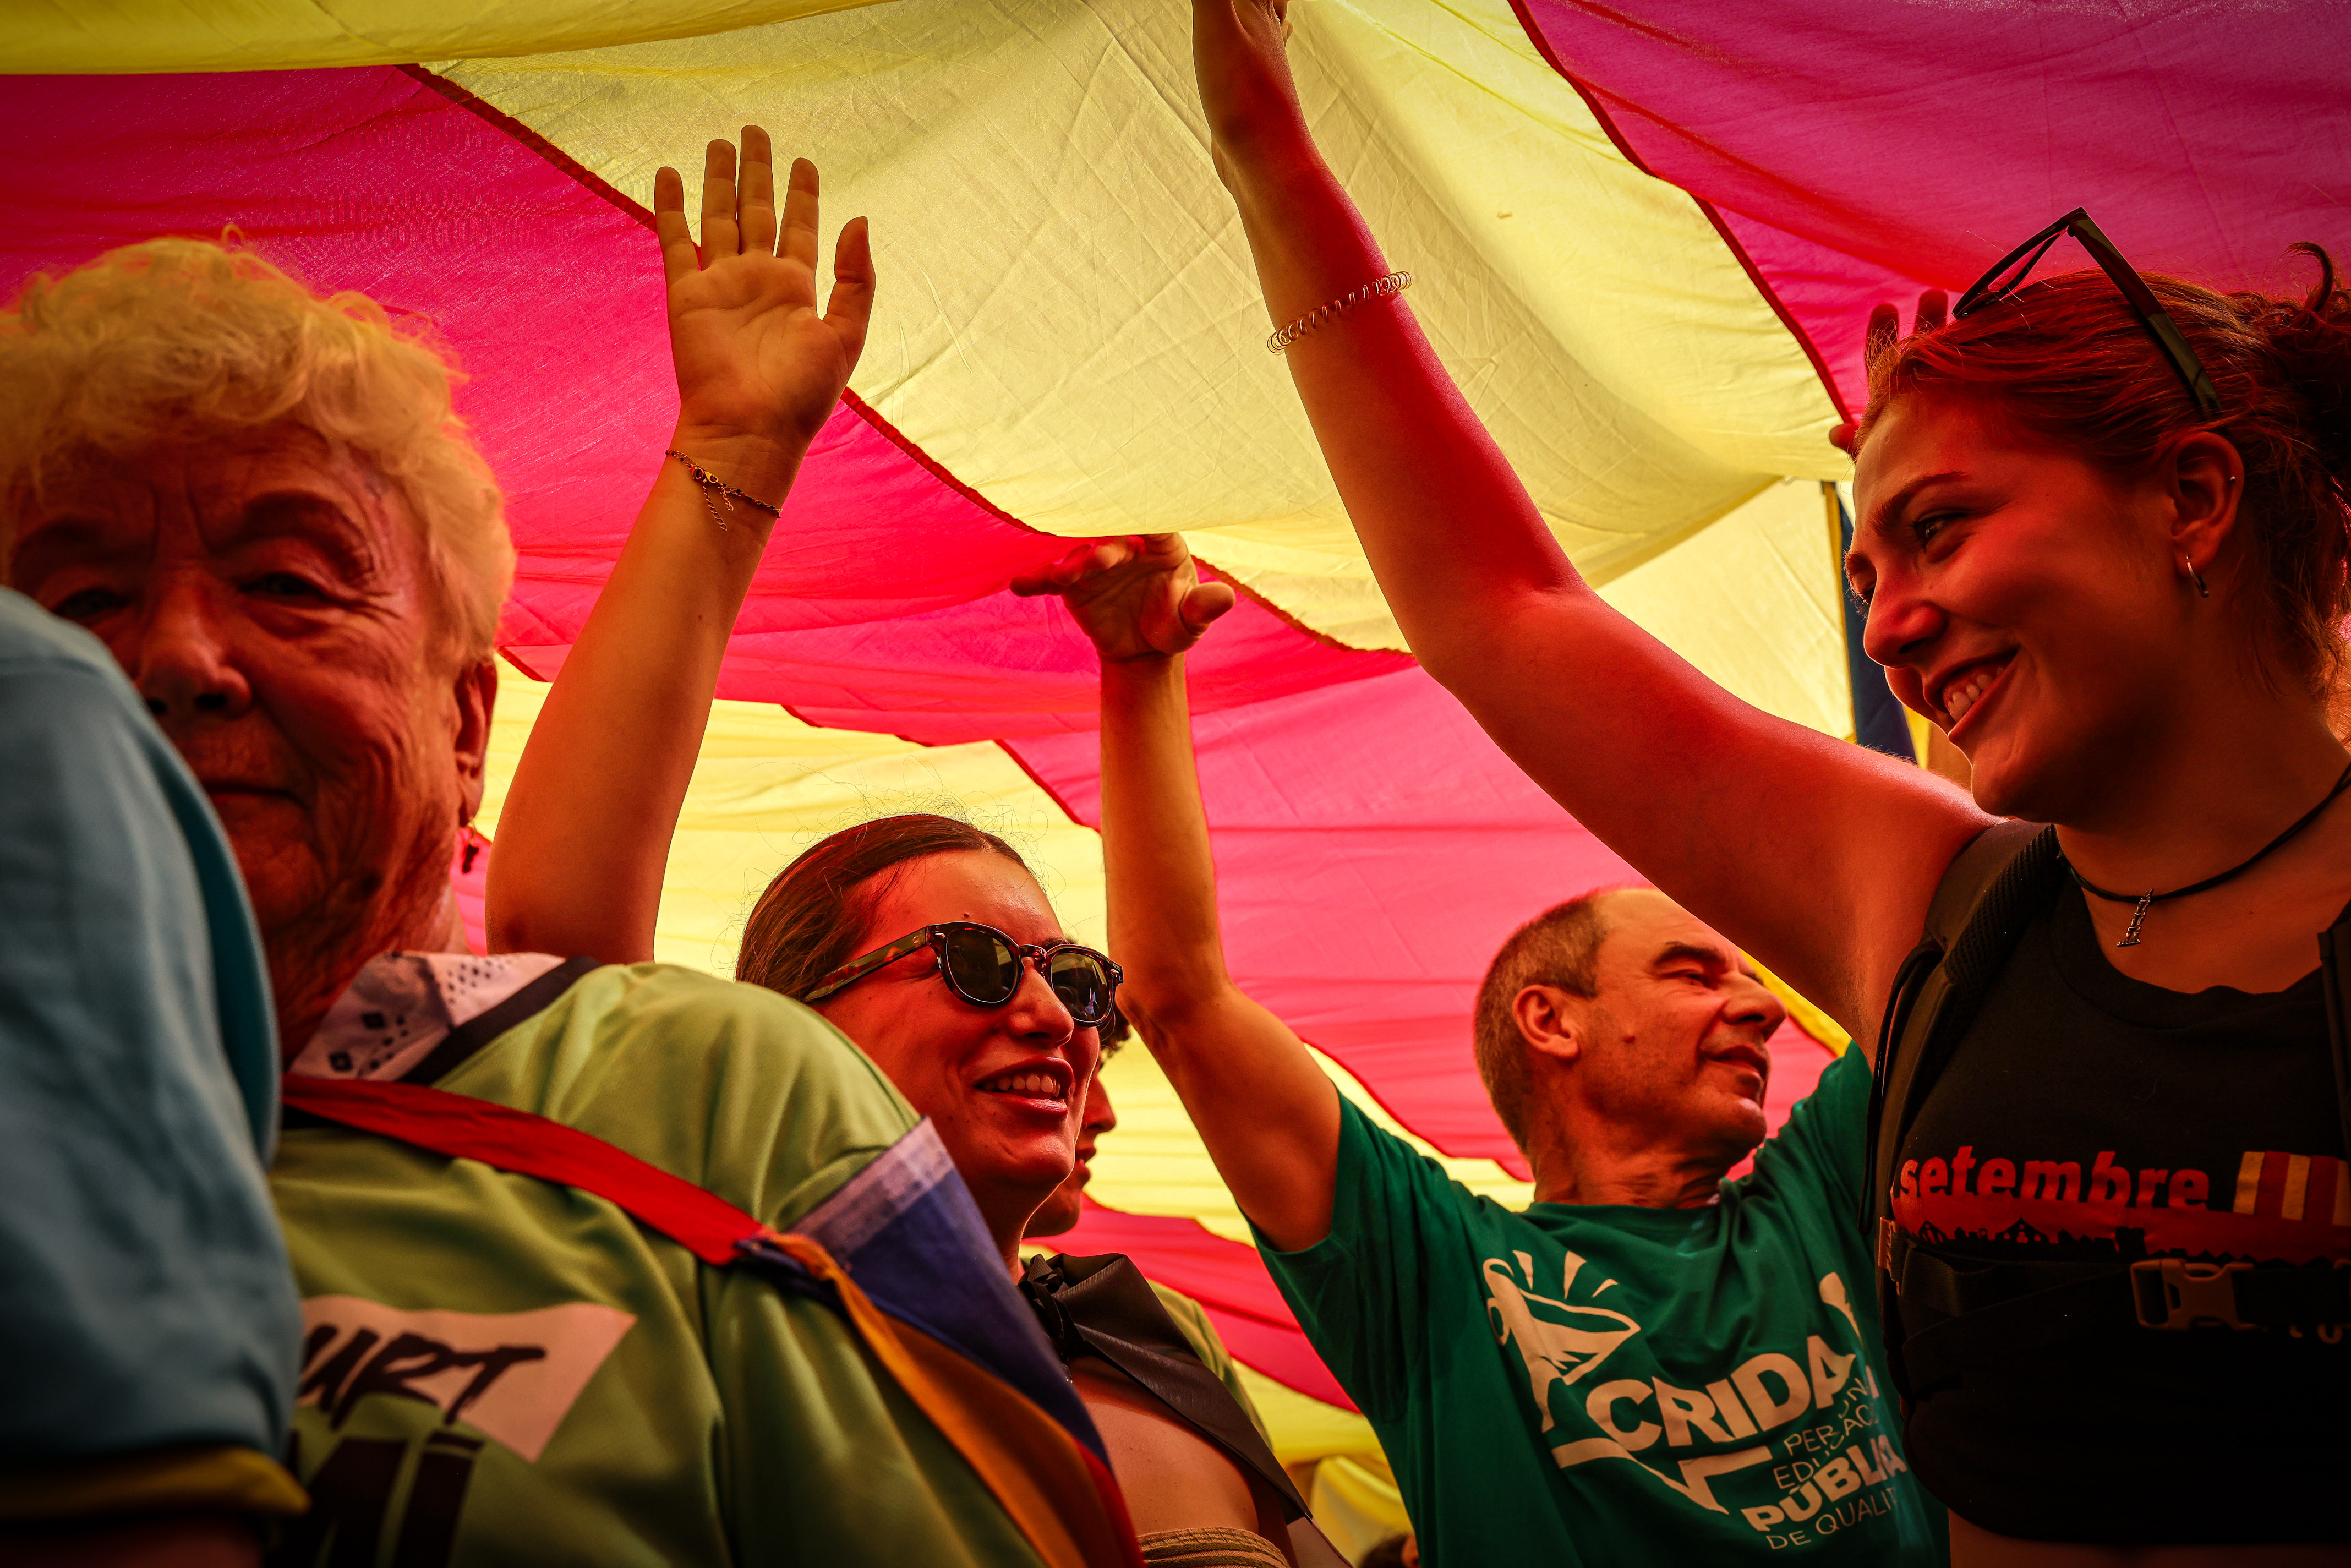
[789,1120,1108,1456]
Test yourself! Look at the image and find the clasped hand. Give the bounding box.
[1012,535,1238,662]
[654,128,873,487]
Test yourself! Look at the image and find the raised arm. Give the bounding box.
[488,130,872,961]
[1013,537,1342,1251]
[1192,0,1988,1046]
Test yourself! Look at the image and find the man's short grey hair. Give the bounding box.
[1471,891,1617,1152]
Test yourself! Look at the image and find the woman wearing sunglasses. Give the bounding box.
[726,812,1124,1269]
[1194,1,2349,1562]
[736,824,1325,1566]
[486,125,1334,1568]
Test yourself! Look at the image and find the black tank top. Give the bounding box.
[1896,884,2350,1543]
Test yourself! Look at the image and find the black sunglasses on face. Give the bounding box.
[799,921,1124,1028]
[1951,206,2222,417]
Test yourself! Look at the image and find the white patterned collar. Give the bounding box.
[289,951,567,1081]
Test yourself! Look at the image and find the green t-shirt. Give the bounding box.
[269,961,1042,1568]
[1260,1049,1945,1568]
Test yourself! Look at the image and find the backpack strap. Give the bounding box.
[2318,908,2351,1194]
[280,1074,1146,1568]
[1863,820,2061,1396]
[1865,821,2058,1244]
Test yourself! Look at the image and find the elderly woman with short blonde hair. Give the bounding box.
[4,132,1092,1566]
[2,237,513,1045]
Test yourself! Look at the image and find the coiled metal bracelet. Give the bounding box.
[1267,270,1414,354]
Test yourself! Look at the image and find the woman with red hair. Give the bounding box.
[1191,0,2349,1561]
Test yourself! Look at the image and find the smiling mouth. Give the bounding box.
[976,1068,1071,1105]
[1938,654,2013,731]
[1708,1048,1770,1089]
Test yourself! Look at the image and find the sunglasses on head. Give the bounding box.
[1952,206,2222,417]
[799,921,1124,1028]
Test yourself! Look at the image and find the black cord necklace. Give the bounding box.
[2066,760,2351,947]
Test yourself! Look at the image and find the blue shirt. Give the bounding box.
[0,589,298,1473]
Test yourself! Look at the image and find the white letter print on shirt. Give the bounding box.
[298,1297,636,1462]
[1478,1253,1880,1516]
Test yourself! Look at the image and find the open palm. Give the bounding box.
[654,129,873,450]
[1012,534,1238,662]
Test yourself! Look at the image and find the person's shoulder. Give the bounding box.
[1784,1044,1872,1133]
[500,961,918,1211]
[0,590,147,718]
[0,586,95,660]
[1336,1096,1509,1216]
[0,588,132,688]
[545,962,904,1095]
[1146,1279,1223,1359]
[570,959,823,1022]
[1334,1092,1437,1169]
[1737,1044,1872,1209]
[555,960,840,1037]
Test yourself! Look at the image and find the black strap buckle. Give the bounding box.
[2129,1258,2256,1330]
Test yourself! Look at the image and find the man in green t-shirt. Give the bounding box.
[1023,532,1946,1568]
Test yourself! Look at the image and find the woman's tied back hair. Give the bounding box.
[736,813,1034,1001]
[1857,244,2351,693]
[0,236,513,659]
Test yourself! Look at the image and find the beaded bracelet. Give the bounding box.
[664,449,783,532]
[1267,270,1414,354]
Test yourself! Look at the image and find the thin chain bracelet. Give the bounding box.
[664,449,783,533]
[1267,270,1413,354]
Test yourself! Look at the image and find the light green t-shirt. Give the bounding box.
[269,961,1042,1568]
[1260,1048,1945,1568]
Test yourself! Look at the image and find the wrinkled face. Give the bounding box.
[815,850,1103,1231]
[1024,1058,1118,1241]
[1848,396,2189,819]
[7,425,489,983]
[1563,891,1785,1163]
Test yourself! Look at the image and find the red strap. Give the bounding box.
[286,1074,1144,1568]
[282,1075,764,1266]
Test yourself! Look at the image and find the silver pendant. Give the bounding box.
[2117,892,2153,947]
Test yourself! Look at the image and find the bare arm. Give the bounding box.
[1015,537,1342,1251]
[1191,0,1987,1046]
[488,131,872,961]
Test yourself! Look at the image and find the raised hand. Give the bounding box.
[1193,0,1308,178]
[1012,534,1238,663]
[653,128,874,472]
